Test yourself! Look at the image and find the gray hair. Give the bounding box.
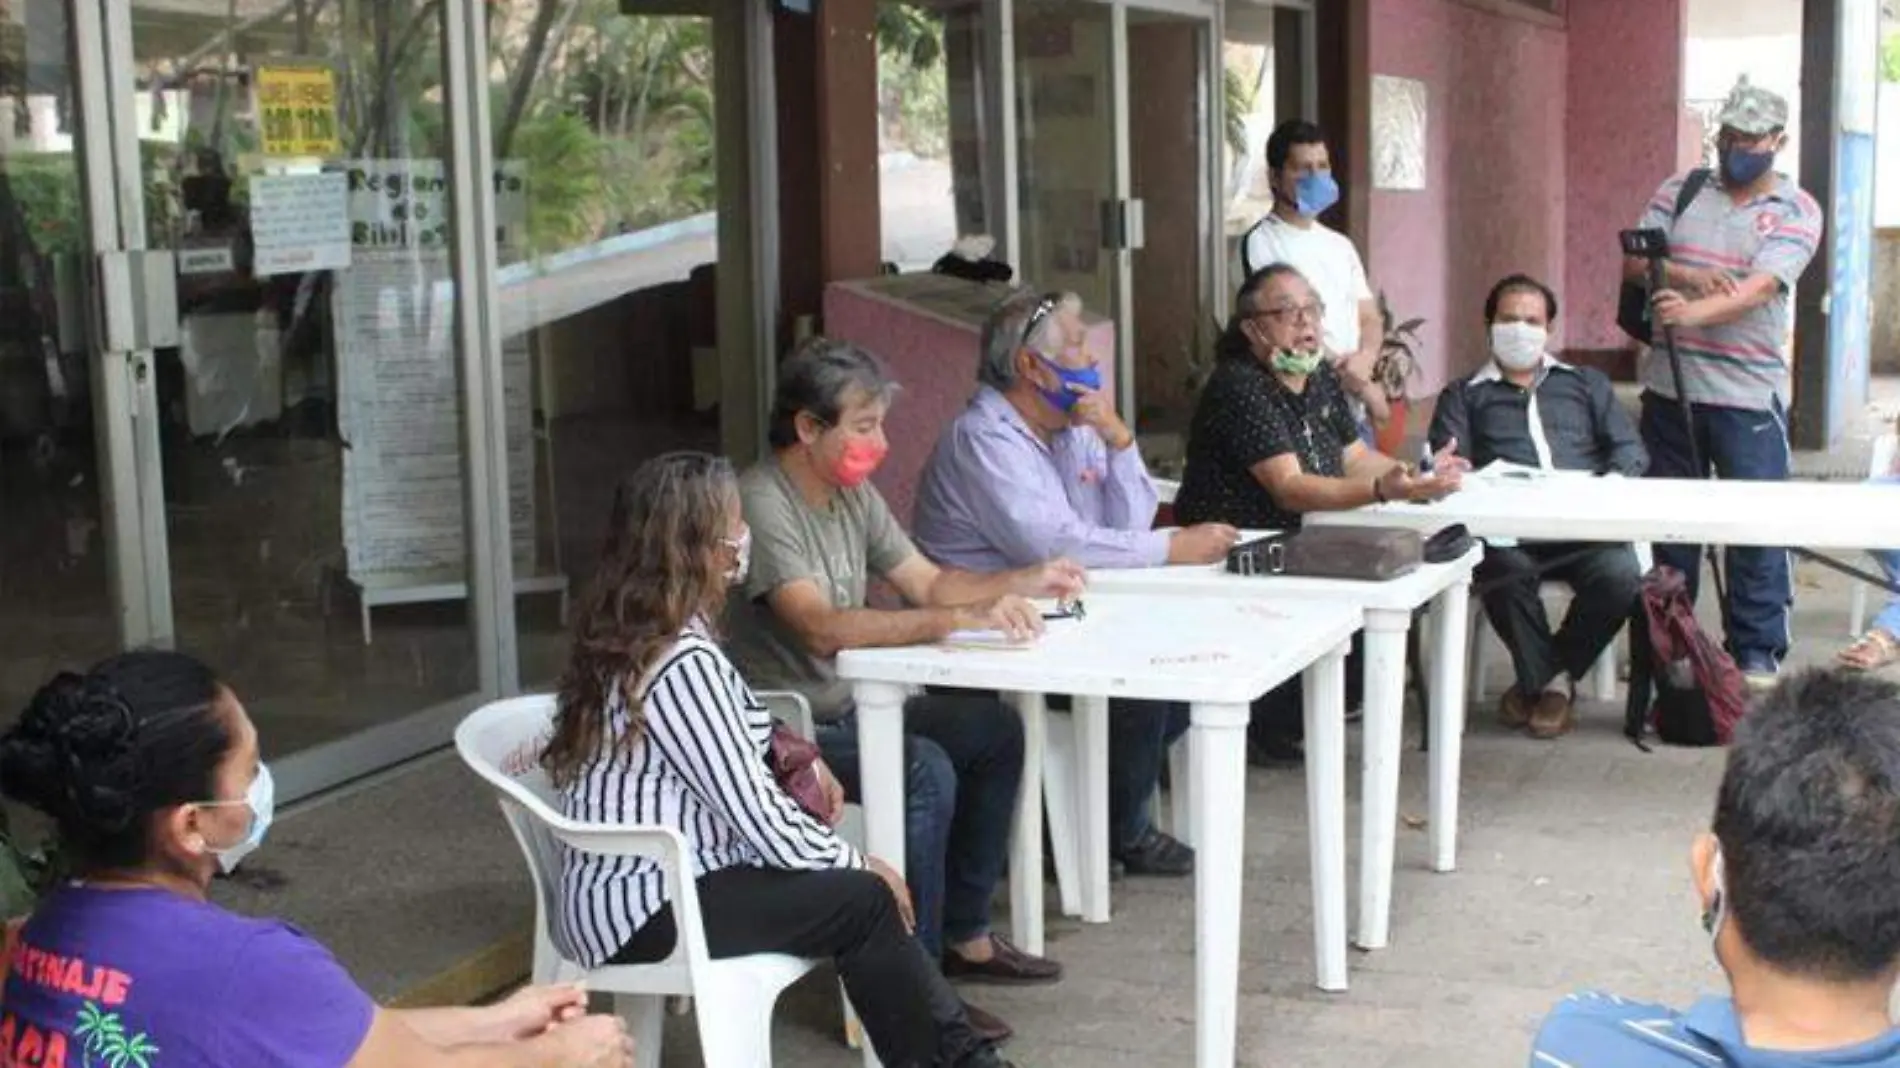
[978,289,1082,391]
[767,336,899,449]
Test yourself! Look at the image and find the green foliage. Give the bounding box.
[1375,291,1424,402]
[503,108,607,255]
[1883,33,1900,84]
[0,807,60,920]
[1223,66,1254,160]
[876,4,944,70]
[876,4,950,160]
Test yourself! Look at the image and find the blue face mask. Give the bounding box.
[1036,353,1102,413]
[1720,145,1774,187]
[1293,171,1341,218]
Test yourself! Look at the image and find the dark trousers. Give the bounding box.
[609,866,987,1068]
[1639,391,1793,661]
[1476,541,1644,695]
[816,692,1024,958]
[1249,634,1365,746]
[1046,696,1191,851]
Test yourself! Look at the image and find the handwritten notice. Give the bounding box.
[331,159,535,582]
[249,172,351,277]
[257,66,339,158]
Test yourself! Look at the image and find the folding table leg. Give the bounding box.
[1303,641,1351,992]
[1427,580,1472,873]
[1356,610,1411,951]
[1189,698,1251,1068]
[1005,691,1047,955]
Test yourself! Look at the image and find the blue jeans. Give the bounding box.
[1639,391,1793,663]
[1871,474,1900,636]
[1047,697,1191,850]
[816,692,1024,959]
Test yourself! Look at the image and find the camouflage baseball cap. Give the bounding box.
[1717,76,1789,136]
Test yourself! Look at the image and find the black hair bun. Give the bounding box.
[0,672,142,833]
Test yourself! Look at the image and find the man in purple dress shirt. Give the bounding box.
[913,289,1240,876]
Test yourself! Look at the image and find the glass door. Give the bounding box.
[1124,6,1212,437]
[1012,0,1119,320]
[79,0,491,800]
[1009,0,1216,438]
[0,3,139,728]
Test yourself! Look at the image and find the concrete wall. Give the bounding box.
[1877,230,1900,374]
[1565,0,1691,355]
[1366,0,1568,394]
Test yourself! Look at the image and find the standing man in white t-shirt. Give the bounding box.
[1240,119,1389,436]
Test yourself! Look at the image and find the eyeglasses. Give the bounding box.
[1019,292,1062,352]
[1256,302,1326,326]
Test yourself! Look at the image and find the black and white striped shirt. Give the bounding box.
[556,622,864,967]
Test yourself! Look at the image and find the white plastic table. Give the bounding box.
[837,594,1364,1068]
[1091,542,1484,953]
[1304,472,1900,550]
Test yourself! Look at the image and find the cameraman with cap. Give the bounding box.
[1623,76,1823,690]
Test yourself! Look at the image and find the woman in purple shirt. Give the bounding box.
[0,650,633,1068]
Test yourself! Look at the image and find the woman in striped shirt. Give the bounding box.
[543,451,1011,1068]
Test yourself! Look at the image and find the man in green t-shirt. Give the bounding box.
[727,338,1082,1043]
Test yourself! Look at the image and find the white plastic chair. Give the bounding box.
[1468,543,1653,703]
[1849,433,1898,636]
[455,695,843,1068]
[1043,698,1194,921]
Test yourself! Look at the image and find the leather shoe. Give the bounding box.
[1115,827,1194,877]
[1498,687,1533,730]
[1527,689,1575,739]
[960,999,1013,1045]
[943,935,1063,985]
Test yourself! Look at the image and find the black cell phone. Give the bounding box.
[1620,227,1668,259]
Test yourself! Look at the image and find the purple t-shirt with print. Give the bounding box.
[0,886,374,1068]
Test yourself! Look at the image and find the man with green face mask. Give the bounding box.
[1175,264,1466,762]
[1176,264,1464,536]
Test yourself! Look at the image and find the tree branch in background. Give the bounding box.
[494,0,565,160]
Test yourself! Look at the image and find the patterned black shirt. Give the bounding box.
[1175,356,1360,531]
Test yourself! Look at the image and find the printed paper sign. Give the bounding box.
[257,66,339,158]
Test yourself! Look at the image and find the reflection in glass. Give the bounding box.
[0,22,117,724]
[485,7,724,689]
[131,0,480,760]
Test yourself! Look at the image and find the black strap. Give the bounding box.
[1672,168,1712,222]
[1239,217,1268,278]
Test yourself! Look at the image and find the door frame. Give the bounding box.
[990,0,1223,430]
[68,0,514,803]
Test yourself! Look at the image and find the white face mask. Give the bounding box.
[1489,321,1548,372]
[724,528,752,586]
[203,763,274,874]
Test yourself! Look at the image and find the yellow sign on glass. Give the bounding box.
[256,66,339,159]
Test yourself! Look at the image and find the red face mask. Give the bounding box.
[831,438,887,488]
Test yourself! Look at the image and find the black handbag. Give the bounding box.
[1616,168,1710,344]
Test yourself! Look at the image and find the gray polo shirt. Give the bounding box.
[723,456,917,722]
[1634,170,1823,411]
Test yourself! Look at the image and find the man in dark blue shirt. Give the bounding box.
[1529,670,1900,1067]
[1430,274,1647,739]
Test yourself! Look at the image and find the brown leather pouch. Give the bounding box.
[1225,527,1423,581]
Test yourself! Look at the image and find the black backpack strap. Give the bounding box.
[1670,168,1712,223]
[1239,217,1267,278]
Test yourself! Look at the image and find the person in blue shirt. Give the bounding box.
[1529,669,1900,1067]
